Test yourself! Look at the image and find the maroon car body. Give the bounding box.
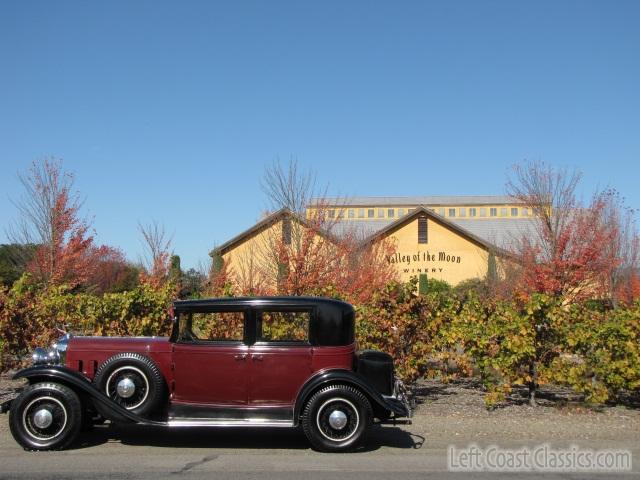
[5,297,411,452]
[65,337,354,408]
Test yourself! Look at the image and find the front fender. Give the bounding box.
[13,365,161,425]
[294,369,410,423]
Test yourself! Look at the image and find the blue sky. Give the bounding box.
[1,1,639,269]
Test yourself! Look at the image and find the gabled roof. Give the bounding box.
[210,208,338,257]
[210,208,292,256]
[361,206,510,256]
[211,206,518,259]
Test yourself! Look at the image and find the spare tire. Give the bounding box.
[93,353,165,418]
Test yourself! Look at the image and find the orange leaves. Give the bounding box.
[26,199,96,289]
[516,191,624,302]
[13,158,103,290]
[616,270,640,306]
[266,215,399,303]
[139,251,171,290]
[507,161,638,304]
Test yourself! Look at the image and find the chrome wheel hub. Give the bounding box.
[116,378,136,398]
[32,408,53,429]
[22,396,68,442]
[316,397,360,442]
[328,409,348,430]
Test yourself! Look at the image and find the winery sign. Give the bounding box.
[386,250,462,274]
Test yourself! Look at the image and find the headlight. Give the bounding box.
[32,347,50,365]
[31,333,72,366]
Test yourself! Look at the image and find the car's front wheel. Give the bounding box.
[301,384,372,452]
[9,382,82,451]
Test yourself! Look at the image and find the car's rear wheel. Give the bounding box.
[9,382,82,451]
[93,353,165,418]
[302,384,372,452]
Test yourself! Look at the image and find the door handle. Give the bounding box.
[252,354,264,361]
[234,353,247,360]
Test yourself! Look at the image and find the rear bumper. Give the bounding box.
[381,377,412,419]
[382,396,411,418]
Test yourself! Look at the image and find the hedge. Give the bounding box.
[1,275,638,407]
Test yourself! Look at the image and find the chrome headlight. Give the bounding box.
[32,333,72,366]
[32,347,51,365]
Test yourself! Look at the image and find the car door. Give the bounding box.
[172,308,249,406]
[248,308,313,406]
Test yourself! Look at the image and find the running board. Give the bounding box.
[167,419,294,428]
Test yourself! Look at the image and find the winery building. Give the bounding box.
[211,195,538,287]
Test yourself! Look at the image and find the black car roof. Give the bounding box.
[172,296,355,346]
[173,296,353,311]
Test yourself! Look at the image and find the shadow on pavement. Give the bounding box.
[73,423,421,452]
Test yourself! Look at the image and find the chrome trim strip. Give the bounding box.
[167,419,294,428]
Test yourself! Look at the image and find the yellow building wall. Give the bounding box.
[220,220,285,291]
[377,217,489,285]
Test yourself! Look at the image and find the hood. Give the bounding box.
[68,336,171,354]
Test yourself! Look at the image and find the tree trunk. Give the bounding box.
[528,361,537,407]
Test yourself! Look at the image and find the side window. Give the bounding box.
[180,311,245,342]
[257,310,310,343]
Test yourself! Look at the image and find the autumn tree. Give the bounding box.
[233,159,399,302]
[506,160,621,303]
[260,157,327,215]
[207,249,235,296]
[137,220,173,289]
[85,246,140,294]
[506,160,638,405]
[334,236,399,304]
[8,158,107,289]
[251,158,336,294]
[601,189,640,305]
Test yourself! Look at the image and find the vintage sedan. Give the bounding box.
[3,297,411,452]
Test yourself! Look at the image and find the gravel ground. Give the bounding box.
[410,378,639,444]
[0,373,24,411]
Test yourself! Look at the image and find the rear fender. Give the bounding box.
[12,365,161,425]
[293,369,409,423]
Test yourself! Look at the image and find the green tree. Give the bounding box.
[179,268,206,299]
[169,255,182,285]
[0,244,36,287]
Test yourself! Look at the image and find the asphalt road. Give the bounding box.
[1,414,638,480]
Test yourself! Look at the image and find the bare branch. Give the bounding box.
[137,219,173,272]
[260,157,329,215]
[7,157,83,247]
[506,160,582,263]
